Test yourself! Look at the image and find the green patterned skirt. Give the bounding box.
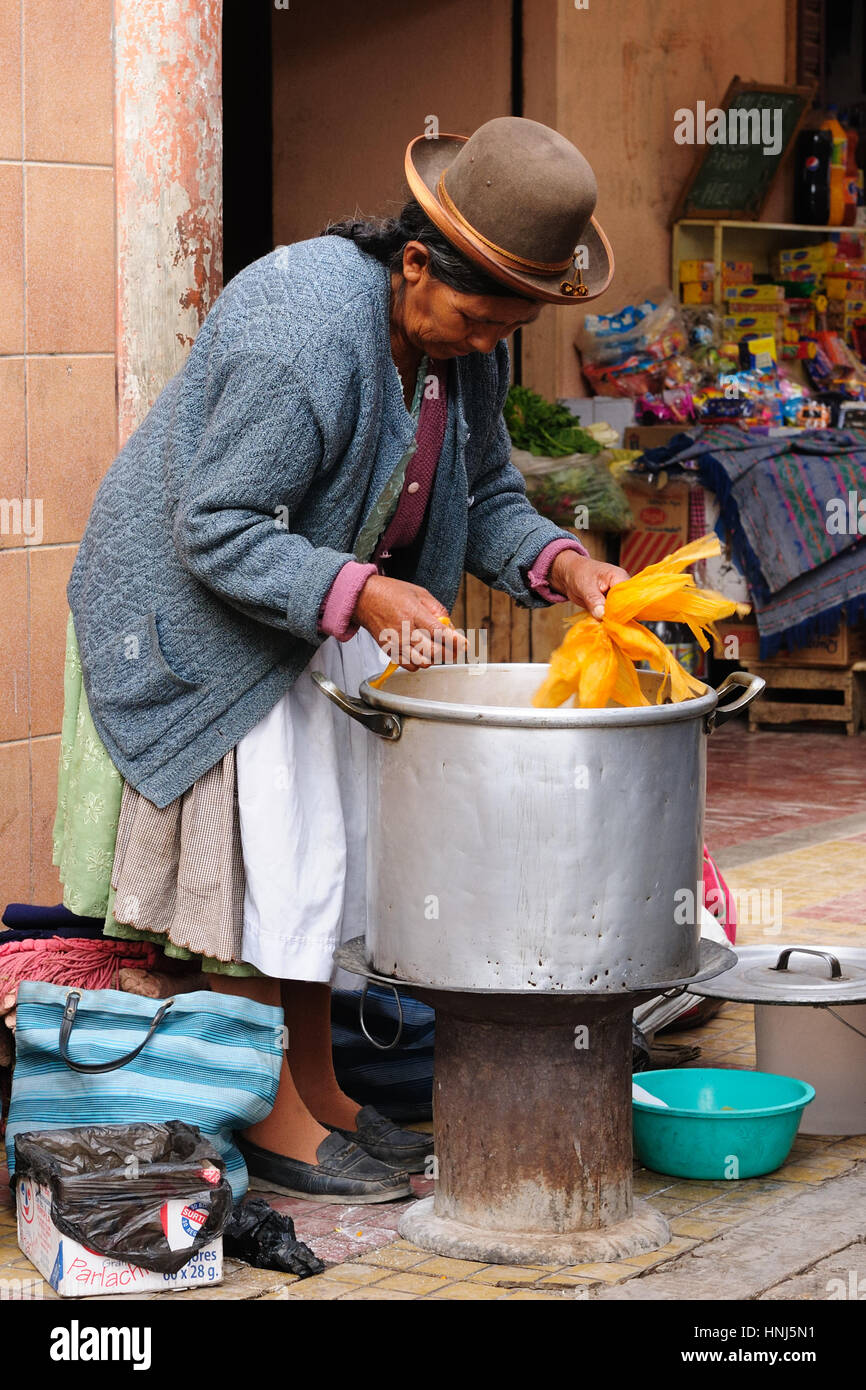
[53,613,257,976]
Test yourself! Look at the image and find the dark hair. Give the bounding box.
[320,198,529,300]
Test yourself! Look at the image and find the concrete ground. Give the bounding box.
[2,724,865,1301]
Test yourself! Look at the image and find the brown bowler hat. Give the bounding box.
[405,116,614,305]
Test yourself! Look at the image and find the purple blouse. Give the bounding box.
[319,360,586,640]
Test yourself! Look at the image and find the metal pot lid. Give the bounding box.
[689,944,866,1005]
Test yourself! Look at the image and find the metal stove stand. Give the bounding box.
[335,937,734,1266]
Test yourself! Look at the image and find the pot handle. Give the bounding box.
[705,671,766,732]
[311,671,402,741]
[772,947,843,979]
[359,981,404,1051]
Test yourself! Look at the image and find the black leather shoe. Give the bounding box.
[326,1106,434,1173]
[236,1132,412,1204]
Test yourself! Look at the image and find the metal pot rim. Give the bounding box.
[335,936,737,997]
[361,662,719,729]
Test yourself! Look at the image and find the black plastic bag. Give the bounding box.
[14,1120,233,1274]
[224,1198,325,1278]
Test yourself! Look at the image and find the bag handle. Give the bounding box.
[59,990,175,1074]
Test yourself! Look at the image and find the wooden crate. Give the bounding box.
[762,621,866,669]
[743,661,866,737]
[712,620,866,668]
[451,530,613,664]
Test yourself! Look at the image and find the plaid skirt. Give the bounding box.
[109,747,247,966]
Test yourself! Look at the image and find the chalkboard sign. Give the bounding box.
[672,77,815,222]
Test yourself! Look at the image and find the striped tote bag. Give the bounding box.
[6,982,284,1199]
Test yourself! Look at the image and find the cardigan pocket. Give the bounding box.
[86,612,209,759]
[144,613,200,690]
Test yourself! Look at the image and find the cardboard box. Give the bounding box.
[776,270,823,291]
[773,245,828,270]
[681,280,714,304]
[712,619,759,663]
[712,620,866,667]
[828,300,866,332]
[739,336,777,369]
[721,260,753,284]
[679,258,715,283]
[725,284,786,303]
[558,394,635,444]
[622,425,689,451]
[16,1175,223,1297]
[620,476,690,572]
[766,626,866,667]
[723,314,786,339]
[825,275,866,300]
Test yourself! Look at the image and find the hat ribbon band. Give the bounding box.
[436,174,575,276]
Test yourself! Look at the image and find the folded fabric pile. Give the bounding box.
[644,425,866,655]
[1,901,106,940]
[0,937,159,1018]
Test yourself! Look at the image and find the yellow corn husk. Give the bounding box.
[368,615,454,689]
[368,662,398,690]
[532,534,750,710]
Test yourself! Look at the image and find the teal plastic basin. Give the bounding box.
[632,1068,815,1180]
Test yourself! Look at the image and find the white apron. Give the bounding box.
[236,629,388,982]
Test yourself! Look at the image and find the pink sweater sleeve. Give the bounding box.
[320,539,588,639]
[528,537,588,603]
[318,561,378,641]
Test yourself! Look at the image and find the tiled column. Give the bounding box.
[0,0,223,905]
[0,0,115,902]
[114,0,223,440]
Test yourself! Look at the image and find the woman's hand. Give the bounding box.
[549,551,630,619]
[354,574,468,671]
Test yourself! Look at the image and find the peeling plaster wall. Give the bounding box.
[114,0,223,442]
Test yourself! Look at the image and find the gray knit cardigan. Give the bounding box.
[68,237,575,806]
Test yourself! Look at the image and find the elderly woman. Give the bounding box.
[56,116,625,1202]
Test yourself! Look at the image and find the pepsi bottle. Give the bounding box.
[794,128,832,226]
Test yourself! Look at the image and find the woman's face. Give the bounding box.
[393,242,543,358]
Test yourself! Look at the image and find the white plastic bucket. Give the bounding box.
[755,1002,866,1136]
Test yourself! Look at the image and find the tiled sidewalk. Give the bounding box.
[2,727,864,1300]
[4,1075,864,1302]
[251,994,866,1301]
[704,725,866,849]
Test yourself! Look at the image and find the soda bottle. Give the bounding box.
[842,116,860,226]
[794,127,832,226]
[822,106,848,225]
[642,622,700,676]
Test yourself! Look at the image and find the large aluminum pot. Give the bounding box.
[314,665,763,993]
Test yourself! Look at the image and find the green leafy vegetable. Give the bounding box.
[504,385,604,458]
